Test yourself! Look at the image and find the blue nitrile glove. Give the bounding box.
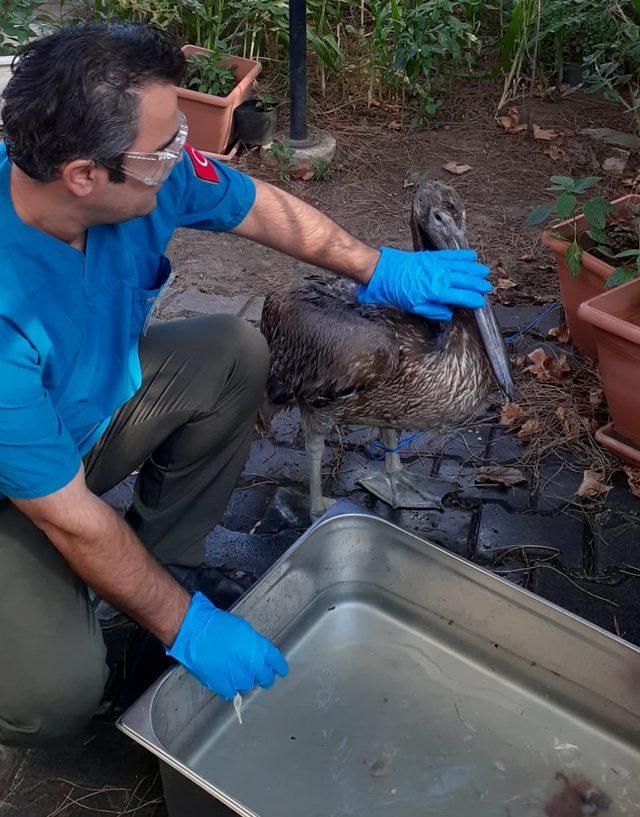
[167,592,288,699]
[358,247,493,321]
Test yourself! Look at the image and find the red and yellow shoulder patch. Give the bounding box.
[185,143,220,184]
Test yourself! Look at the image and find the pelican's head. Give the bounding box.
[410,180,467,251]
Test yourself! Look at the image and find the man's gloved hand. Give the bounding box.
[167,592,288,699]
[358,247,493,321]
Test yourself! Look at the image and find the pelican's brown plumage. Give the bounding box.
[260,179,514,518]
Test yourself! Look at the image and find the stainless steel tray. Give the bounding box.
[119,508,640,817]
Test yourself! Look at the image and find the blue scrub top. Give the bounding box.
[0,142,256,499]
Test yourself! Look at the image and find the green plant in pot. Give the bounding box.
[185,51,236,97]
[526,175,640,359]
[176,42,262,156]
[235,92,279,146]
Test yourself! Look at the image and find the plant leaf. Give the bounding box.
[603,87,621,103]
[566,241,583,277]
[576,469,612,499]
[500,402,526,427]
[573,176,601,194]
[623,465,640,498]
[549,175,575,190]
[605,267,637,288]
[583,197,616,229]
[525,204,553,226]
[474,465,527,487]
[595,245,615,257]
[614,249,640,258]
[548,323,572,343]
[518,418,541,440]
[533,125,559,141]
[556,192,577,219]
[587,227,609,244]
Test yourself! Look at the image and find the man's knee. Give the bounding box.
[0,654,107,748]
[230,315,270,389]
[200,314,269,396]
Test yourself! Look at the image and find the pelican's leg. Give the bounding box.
[358,427,459,510]
[304,426,336,520]
[382,428,403,481]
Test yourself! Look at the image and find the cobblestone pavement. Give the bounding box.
[3,294,639,816]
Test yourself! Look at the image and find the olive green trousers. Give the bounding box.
[0,315,269,747]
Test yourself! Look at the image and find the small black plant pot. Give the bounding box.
[235,99,279,145]
[562,60,584,87]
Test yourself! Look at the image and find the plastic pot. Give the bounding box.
[541,194,640,360]
[578,276,640,464]
[562,61,584,87]
[177,45,261,155]
[235,99,279,146]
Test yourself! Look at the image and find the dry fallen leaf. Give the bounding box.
[589,389,604,408]
[623,466,640,499]
[621,174,640,189]
[474,465,527,487]
[496,277,517,290]
[513,355,526,368]
[553,406,597,439]
[500,402,526,427]
[518,418,541,440]
[548,323,572,343]
[555,406,583,438]
[544,143,568,161]
[518,254,535,262]
[525,348,550,379]
[580,416,599,434]
[387,120,402,131]
[533,124,559,141]
[291,166,312,180]
[548,352,571,381]
[443,161,472,175]
[576,469,612,499]
[525,348,571,382]
[497,106,528,134]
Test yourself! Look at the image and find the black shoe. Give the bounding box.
[95,563,246,628]
[167,563,245,610]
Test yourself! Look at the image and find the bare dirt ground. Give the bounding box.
[168,80,634,304]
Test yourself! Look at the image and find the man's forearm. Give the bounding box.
[14,473,190,646]
[233,179,380,283]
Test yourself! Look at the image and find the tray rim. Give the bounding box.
[117,506,640,813]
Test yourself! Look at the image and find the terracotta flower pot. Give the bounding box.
[541,194,640,360]
[177,45,262,156]
[578,276,640,465]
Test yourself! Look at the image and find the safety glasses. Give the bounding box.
[114,110,189,187]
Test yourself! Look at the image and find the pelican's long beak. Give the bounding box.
[411,206,515,400]
[474,303,515,401]
[433,220,515,400]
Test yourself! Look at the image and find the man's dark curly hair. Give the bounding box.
[1,22,185,182]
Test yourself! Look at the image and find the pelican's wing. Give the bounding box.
[261,276,444,409]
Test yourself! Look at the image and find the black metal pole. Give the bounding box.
[289,0,307,142]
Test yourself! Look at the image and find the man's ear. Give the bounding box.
[60,159,104,198]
